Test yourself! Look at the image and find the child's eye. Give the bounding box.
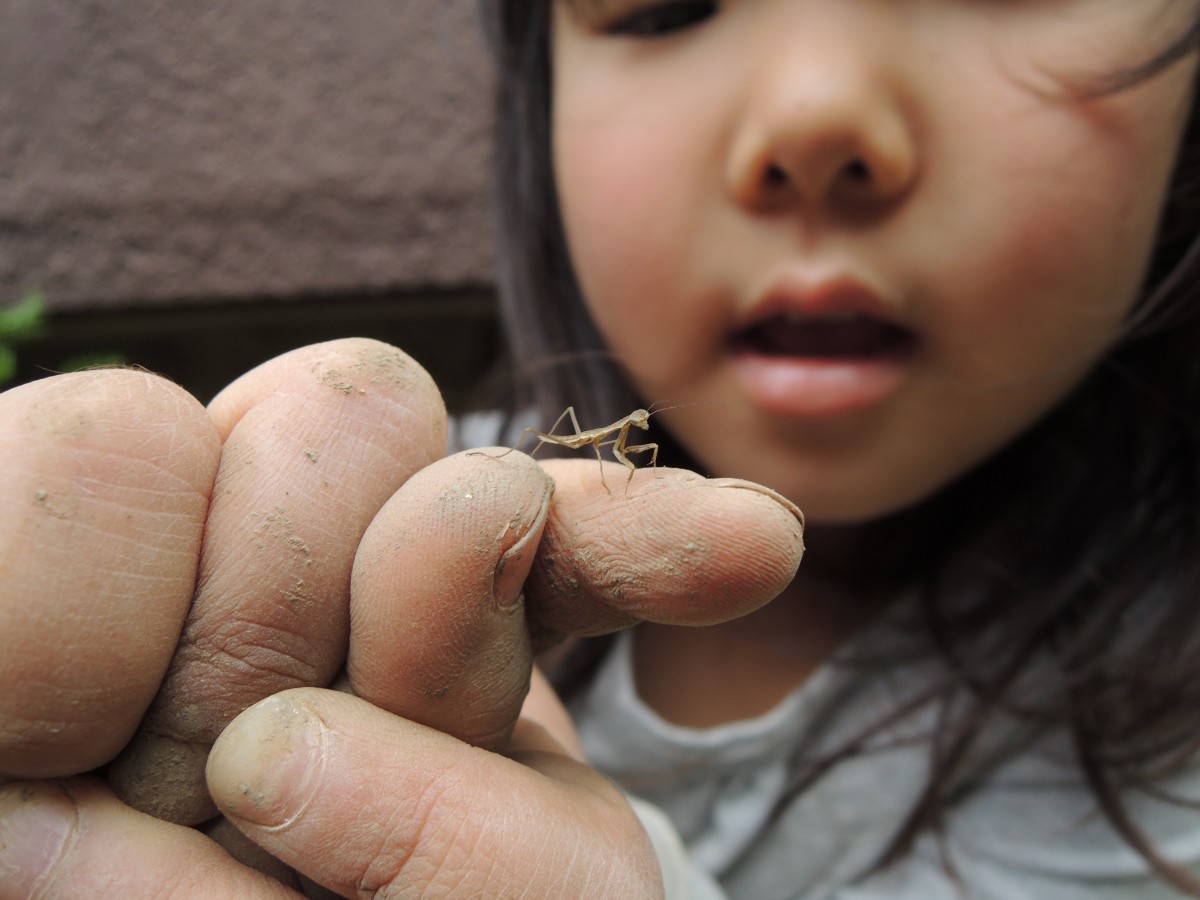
[605,1,717,38]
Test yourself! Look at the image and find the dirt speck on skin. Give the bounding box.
[250,507,316,575]
[636,540,713,593]
[174,701,207,736]
[238,782,269,810]
[29,487,76,519]
[669,541,710,569]
[319,368,357,394]
[435,484,493,515]
[315,345,427,399]
[284,577,318,614]
[604,570,634,602]
[304,449,320,464]
[362,347,422,391]
[537,554,580,593]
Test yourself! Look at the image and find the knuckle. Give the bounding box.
[189,616,326,695]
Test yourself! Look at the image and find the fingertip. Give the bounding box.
[706,476,806,575]
[467,450,556,610]
[1,368,220,478]
[207,338,447,454]
[528,461,806,632]
[206,693,327,831]
[709,476,806,534]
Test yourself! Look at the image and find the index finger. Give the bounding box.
[526,459,805,641]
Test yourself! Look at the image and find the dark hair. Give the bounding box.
[481,2,1200,892]
[480,1,636,428]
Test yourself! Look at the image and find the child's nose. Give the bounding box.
[726,34,918,215]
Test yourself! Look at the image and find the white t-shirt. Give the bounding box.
[573,631,1200,900]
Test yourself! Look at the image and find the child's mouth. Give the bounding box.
[729,312,918,417]
[730,312,917,360]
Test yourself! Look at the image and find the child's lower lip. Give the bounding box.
[730,352,909,416]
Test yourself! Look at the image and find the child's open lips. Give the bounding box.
[728,303,919,417]
[730,311,917,360]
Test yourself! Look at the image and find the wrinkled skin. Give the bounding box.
[0,338,803,898]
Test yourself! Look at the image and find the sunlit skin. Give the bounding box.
[552,0,1196,724]
[553,0,1196,526]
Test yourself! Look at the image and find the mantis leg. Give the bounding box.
[616,442,659,492]
[521,406,581,459]
[621,442,659,469]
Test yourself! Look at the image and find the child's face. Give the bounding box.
[551,0,1196,523]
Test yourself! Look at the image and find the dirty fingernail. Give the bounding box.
[493,484,553,610]
[206,695,325,828]
[0,781,74,894]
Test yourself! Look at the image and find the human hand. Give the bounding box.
[0,339,804,896]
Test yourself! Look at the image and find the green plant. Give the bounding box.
[0,290,45,387]
[0,291,129,389]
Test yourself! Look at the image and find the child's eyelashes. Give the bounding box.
[601,1,717,38]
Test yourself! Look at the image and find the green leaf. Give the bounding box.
[0,344,16,387]
[0,290,45,341]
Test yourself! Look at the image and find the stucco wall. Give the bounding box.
[0,0,495,311]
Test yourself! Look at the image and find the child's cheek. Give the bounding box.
[555,124,712,382]
[923,96,1183,386]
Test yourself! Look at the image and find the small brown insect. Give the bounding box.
[500,406,661,494]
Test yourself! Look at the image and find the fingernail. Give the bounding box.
[0,781,74,894]
[709,478,806,530]
[492,483,553,610]
[205,695,325,828]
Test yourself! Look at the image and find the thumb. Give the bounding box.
[206,688,664,899]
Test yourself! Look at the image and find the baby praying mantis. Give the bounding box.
[498,405,665,495]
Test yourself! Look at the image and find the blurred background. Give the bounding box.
[0,0,500,410]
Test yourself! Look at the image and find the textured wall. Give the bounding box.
[0,0,496,311]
